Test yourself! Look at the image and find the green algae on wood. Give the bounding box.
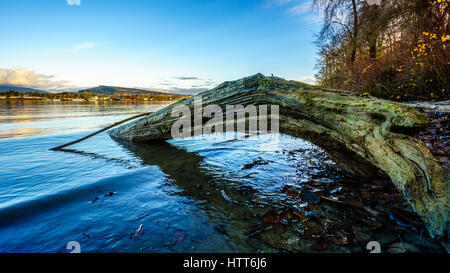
[109,73,449,240]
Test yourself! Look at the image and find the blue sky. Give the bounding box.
[0,0,321,93]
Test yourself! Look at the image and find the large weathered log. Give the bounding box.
[109,74,449,239]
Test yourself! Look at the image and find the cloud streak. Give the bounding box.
[174,76,200,80]
[264,0,294,8]
[265,0,321,24]
[72,42,96,52]
[289,1,322,24]
[288,2,311,16]
[0,67,71,90]
[67,0,81,6]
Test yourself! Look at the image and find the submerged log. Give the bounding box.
[109,74,449,239]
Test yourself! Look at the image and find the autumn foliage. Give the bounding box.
[315,0,449,100]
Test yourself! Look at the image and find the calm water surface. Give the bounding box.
[0,100,338,253]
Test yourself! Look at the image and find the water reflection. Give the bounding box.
[112,134,342,252]
[0,100,169,139]
[115,139,268,250]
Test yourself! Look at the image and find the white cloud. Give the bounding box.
[264,0,294,8]
[288,1,311,15]
[0,67,72,90]
[289,1,323,23]
[298,75,317,84]
[266,0,322,24]
[72,42,97,52]
[67,0,81,6]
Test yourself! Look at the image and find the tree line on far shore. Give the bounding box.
[0,90,190,101]
[313,0,449,100]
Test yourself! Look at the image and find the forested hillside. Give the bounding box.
[314,0,449,100]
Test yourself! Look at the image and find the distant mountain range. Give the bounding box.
[1,84,196,96]
[78,85,184,96]
[0,85,49,93]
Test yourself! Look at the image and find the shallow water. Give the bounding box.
[0,101,331,252]
[0,101,442,253]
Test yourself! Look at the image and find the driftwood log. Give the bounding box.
[109,74,449,239]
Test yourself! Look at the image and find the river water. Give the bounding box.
[0,100,443,253]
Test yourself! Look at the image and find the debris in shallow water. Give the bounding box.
[417,111,449,171]
[221,190,238,204]
[241,158,269,170]
[258,229,301,252]
[135,224,144,238]
[196,200,208,205]
[134,213,150,221]
[262,210,281,224]
[306,211,320,220]
[90,191,116,204]
[262,209,300,225]
[166,231,186,247]
[214,224,227,235]
[282,185,299,198]
[330,187,343,194]
[354,230,370,243]
[326,232,348,246]
[389,214,418,232]
[320,195,366,210]
[280,209,300,223]
[299,189,321,204]
[249,142,446,252]
[104,192,115,197]
[387,242,420,253]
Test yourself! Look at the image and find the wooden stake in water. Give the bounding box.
[50,112,151,151]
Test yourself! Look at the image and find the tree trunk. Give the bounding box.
[366,3,379,59]
[350,0,358,62]
[109,73,449,240]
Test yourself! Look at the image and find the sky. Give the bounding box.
[0,0,322,93]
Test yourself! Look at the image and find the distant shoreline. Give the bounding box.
[0,97,181,103]
[0,89,191,103]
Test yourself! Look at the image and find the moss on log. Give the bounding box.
[109,74,449,239]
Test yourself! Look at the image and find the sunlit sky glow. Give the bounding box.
[0,0,321,93]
